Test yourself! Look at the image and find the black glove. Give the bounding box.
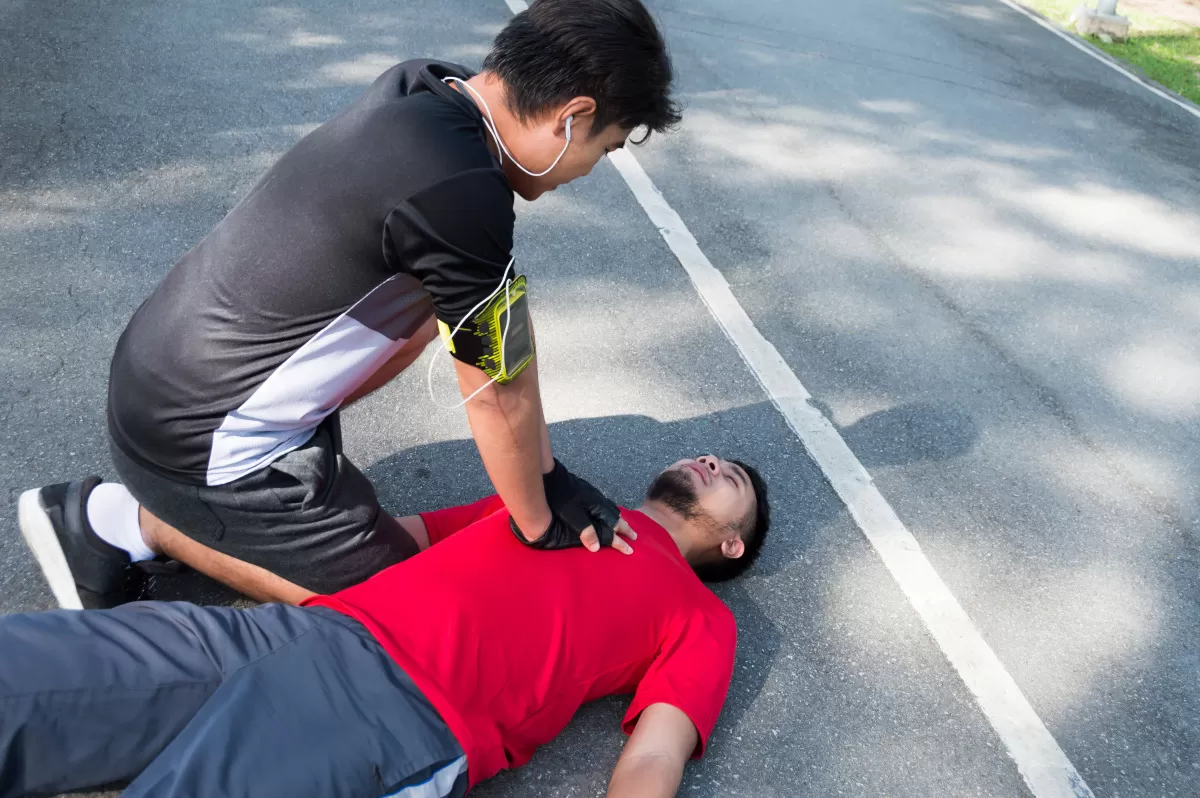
[509,459,620,550]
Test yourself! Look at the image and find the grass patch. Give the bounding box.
[1018,0,1200,105]
[1099,33,1200,104]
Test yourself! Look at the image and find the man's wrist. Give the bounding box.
[511,507,553,542]
[542,458,564,482]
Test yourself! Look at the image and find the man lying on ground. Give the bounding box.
[1,455,769,798]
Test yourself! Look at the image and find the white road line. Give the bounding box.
[501,0,1093,796]
[607,151,1095,798]
[993,0,1200,121]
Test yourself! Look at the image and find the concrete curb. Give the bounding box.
[1003,0,1200,121]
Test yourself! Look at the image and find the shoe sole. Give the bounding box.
[18,489,84,610]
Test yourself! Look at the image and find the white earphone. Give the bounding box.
[443,76,572,178]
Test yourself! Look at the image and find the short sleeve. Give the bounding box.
[621,604,737,758]
[419,494,508,546]
[384,168,516,326]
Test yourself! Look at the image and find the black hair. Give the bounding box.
[693,460,771,584]
[483,0,681,140]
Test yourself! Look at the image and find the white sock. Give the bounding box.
[86,483,155,562]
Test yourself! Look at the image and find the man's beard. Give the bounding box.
[647,468,731,543]
[646,468,704,521]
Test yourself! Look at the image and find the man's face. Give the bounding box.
[647,455,756,543]
[504,116,631,201]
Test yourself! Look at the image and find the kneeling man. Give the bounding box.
[1,455,769,798]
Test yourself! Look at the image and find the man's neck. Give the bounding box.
[636,501,700,563]
[461,72,511,163]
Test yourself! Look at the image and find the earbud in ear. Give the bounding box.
[565,115,573,142]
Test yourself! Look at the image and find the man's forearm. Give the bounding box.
[529,354,554,473]
[458,358,552,539]
[528,318,553,473]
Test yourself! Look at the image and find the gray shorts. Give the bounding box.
[110,415,419,594]
[0,602,466,798]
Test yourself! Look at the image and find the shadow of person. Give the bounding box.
[365,400,978,509]
[835,400,980,468]
[737,398,982,580]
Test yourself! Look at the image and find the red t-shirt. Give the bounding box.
[304,496,737,787]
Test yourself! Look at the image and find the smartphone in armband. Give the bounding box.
[438,275,535,385]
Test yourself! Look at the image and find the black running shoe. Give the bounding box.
[17,477,148,609]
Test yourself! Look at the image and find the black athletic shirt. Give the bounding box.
[108,60,514,486]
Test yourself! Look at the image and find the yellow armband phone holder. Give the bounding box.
[437,275,534,385]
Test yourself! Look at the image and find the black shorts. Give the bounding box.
[110,415,420,594]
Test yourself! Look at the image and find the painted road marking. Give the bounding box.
[501,0,1094,795]
[993,0,1200,121]
[606,150,1094,798]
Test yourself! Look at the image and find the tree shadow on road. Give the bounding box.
[12,0,1189,791]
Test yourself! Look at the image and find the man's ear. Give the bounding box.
[558,96,597,133]
[720,537,745,560]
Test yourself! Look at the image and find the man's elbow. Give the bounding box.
[606,752,687,798]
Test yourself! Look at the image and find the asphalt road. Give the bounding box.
[1,0,1197,795]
